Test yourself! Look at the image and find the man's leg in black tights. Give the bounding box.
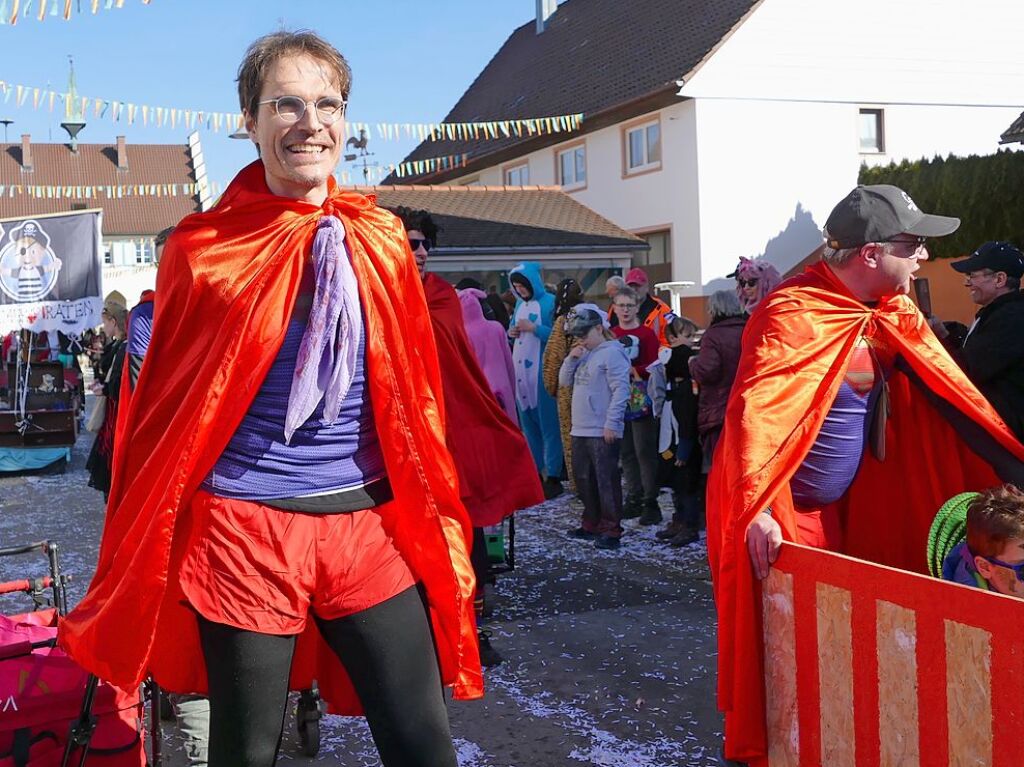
[197,617,296,767]
[316,585,457,767]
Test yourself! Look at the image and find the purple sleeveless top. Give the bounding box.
[201,269,386,501]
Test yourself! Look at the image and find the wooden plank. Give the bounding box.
[876,600,919,767]
[762,567,799,767]
[944,620,992,766]
[817,583,855,766]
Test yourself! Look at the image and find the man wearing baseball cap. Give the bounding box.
[933,241,1024,440]
[707,184,1024,766]
[625,267,673,346]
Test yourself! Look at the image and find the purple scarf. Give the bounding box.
[284,215,361,444]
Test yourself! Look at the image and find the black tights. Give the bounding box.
[197,585,457,767]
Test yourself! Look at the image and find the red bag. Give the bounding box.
[0,612,144,767]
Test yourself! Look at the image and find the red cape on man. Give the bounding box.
[707,262,1024,766]
[424,274,543,526]
[59,161,483,712]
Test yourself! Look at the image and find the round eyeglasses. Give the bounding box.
[258,96,347,125]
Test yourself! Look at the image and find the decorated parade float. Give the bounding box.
[0,209,101,472]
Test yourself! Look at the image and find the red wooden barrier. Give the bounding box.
[761,543,1024,767]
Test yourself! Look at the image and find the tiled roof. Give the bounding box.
[359,185,647,250]
[0,138,200,235]
[394,0,760,182]
[1000,111,1024,144]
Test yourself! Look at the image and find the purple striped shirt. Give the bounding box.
[201,268,385,500]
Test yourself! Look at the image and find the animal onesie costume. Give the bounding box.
[508,262,563,480]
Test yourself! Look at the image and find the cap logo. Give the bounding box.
[900,191,919,212]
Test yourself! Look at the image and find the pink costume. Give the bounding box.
[457,288,518,424]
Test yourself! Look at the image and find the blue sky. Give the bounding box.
[0,0,540,187]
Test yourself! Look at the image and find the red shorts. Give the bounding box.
[179,490,416,635]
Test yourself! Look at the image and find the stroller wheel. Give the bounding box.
[296,688,322,758]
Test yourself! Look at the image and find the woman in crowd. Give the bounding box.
[689,290,746,472]
[85,294,128,500]
[732,256,781,314]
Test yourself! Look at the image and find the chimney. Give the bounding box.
[116,135,128,170]
[536,0,557,33]
[20,134,32,172]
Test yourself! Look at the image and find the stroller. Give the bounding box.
[0,541,146,767]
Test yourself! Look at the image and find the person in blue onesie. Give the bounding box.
[508,262,564,499]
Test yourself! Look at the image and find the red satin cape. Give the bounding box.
[58,161,483,711]
[707,262,1024,765]
[424,274,543,527]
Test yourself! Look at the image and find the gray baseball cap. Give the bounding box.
[565,307,603,337]
[824,185,960,249]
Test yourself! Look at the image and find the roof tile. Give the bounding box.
[397,0,759,180]
[0,139,200,235]
[359,185,646,250]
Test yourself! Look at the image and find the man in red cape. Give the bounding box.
[390,206,543,667]
[708,185,1024,766]
[59,32,480,767]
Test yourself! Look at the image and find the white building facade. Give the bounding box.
[438,0,1024,299]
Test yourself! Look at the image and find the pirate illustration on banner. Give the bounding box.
[0,220,63,303]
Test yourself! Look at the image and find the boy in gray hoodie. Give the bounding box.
[559,307,632,549]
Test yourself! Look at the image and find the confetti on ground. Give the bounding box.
[0,394,724,766]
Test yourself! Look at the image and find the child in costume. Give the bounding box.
[508,262,563,498]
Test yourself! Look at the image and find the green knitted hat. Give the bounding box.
[927,492,980,577]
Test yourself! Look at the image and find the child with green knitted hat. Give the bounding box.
[933,485,1024,597]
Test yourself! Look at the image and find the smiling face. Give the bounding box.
[964,269,1008,308]
[512,279,533,300]
[16,238,44,268]
[737,276,759,303]
[244,53,344,205]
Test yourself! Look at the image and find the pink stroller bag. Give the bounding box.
[0,611,144,767]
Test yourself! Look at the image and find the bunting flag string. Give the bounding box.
[0,0,151,25]
[0,181,218,199]
[0,76,584,141]
[335,153,472,185]
[389,153,470,179]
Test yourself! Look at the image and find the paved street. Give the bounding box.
[0,396,722,767]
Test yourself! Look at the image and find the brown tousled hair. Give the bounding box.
[237,31,353,118]
[967,484,1024,557]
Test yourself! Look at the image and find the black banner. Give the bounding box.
[0,210,102,335]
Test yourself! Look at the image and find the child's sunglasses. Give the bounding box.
[983,554,1024,582]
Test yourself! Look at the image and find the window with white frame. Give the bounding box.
[103,244,112,266]
[558,145,586,189]
[137,240,155,264]
[625,120,661,173]
[504,163,529,186]
[859,108,885,153]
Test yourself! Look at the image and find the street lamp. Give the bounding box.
[0,120,12,144]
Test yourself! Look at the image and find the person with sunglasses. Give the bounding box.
[940,485,1024,599]
[707,184,1024,766]
[388,205,543,667]
[729,256,781,314]
[60,32,483,767]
